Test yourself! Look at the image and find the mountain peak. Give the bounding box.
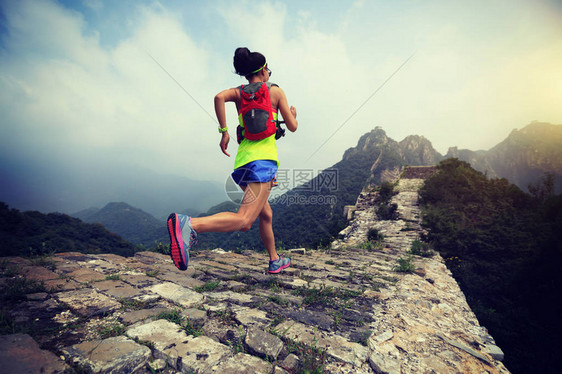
[399,135,442,166]
[77,202,166,245]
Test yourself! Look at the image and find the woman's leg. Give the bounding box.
[258,200,278,261]
[191,182,271,234]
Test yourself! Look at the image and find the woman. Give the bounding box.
[168,47,298,273]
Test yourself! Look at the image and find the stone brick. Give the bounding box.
[177,336,232,373]
[148,282,205,308]
[0,333,69,373]
[245,326,284,359]
[92,279,145,299]
[212,352,272,373]
[120,306,169,325]
[62,336,151,373]
[55,288,120,317]
[126,319,190,353]
[67,267,106,283]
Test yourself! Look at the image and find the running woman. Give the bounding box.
[168,47,298,273]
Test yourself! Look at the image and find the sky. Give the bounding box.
[1,0,562,213]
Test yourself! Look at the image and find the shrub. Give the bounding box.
[409,239,434,257]
[378,181,396,202]
[394,255,415,273]
[367,228,384,242]
[358,240,383,251]
[376,203,398,220]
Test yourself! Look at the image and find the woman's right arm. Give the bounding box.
[214,88,239,157]
[214,88,239,129]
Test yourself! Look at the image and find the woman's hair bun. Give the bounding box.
[233,47,266,77]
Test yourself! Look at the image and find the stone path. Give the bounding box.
[0,172,509,373]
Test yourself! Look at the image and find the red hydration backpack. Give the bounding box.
[238,82,277,141]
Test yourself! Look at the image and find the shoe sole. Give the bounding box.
[167,213,188,271]
[268,259,291,274]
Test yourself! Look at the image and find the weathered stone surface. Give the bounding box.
[326,361,375,374]
[55,288,121,317]
[92,279,145,299]
[182,308,208,326]
[62,336,151,373]
[126,319,190,353]
[484,343,505,361]
[199,260,238,272]
[289,248,306,255]
[8,299,62,325]
[178,336,232,373]
[119,273,159,288]
[280,353,300,372]
[66,267,106,283]
[225,280,246,291]
[212,352,272,373]
[133,251,170,264]
[147,358,167,371]
[245,326,284,359]
[0,333,69,373]
[119,306,169,325]
[369,351,401,374]
[231,305,271,327]
[27,292,49,301]
[156,271,205,289]
[276,320,369,366]
[79,258,123,275]
[43,277,82,292]
[21,266,59,281]
[204,290,254,304]
[148,281,205,308]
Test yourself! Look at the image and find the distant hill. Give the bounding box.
[0,159,225,220]
[0,202,136,257]
[73,202,168,246]
[446,121,562,193]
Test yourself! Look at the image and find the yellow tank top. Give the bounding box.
[234,111,279,169]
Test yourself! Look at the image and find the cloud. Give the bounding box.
[1,0,561,214]
[0,0,227,183]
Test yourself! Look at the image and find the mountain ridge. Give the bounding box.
[73,202,168,246]
[445,121,562,192]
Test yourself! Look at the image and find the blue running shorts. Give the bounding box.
[231,160,278,187]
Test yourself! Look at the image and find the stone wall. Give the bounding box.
[0,166,509,373]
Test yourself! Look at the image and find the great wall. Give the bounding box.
[0,166,509,373]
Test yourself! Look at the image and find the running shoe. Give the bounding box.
[268,255,291,274]
[167,213,197,271]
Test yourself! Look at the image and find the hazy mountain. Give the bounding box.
[446,121,562,193]
[72,207,101,221]
[0,157,225,220]
[399,134,443,166]
[74,202,168,246]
